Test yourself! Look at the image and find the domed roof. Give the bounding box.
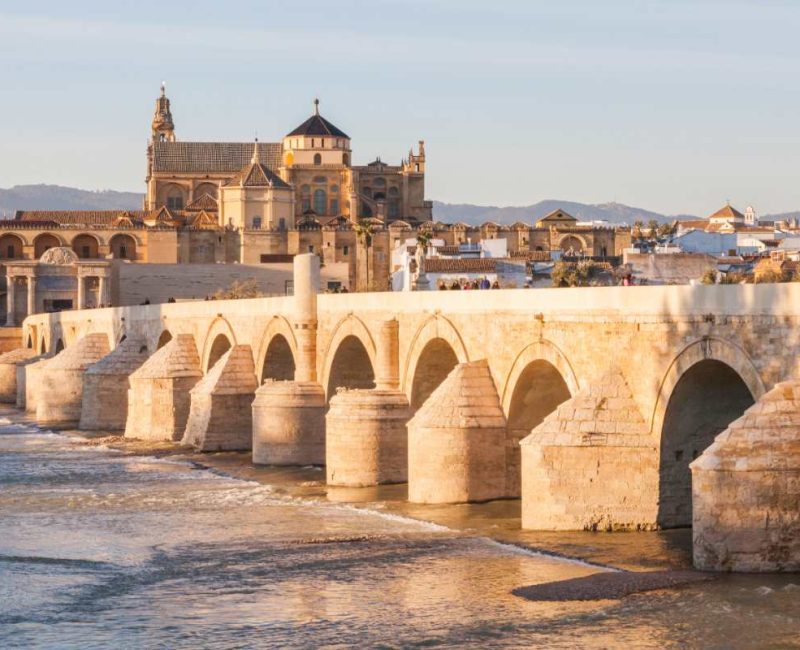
[287,99,349,139]
[39,247,78,265]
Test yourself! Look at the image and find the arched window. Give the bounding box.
[313,189,327,215]
[0,234,24,260]
[72,234,99,259]
[165,185,185,210]
[194,183,217,199]
[313,153,322,166]
[110,234,137,260]
[34,234,61,258]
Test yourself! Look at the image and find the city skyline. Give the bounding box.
[2,1,800,215]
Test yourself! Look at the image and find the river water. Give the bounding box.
[1,418,799,649]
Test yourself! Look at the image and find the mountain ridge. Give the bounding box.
[2,184,796,226]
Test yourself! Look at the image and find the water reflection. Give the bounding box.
[1,421,799,649]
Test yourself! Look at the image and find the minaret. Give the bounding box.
[151,81,176,143]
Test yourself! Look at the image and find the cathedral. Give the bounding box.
[0,85,629,296]
[0,85,433,290]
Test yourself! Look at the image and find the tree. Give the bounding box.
[646,219,660,239]
[353,219,377,291]
[632,220,644,242]
[551,260,602,287]
[213,278,263,299]
[657,221,675,239]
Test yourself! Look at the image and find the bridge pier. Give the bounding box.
[24,356,52,413]
[182,345,257,451]
[79,336,149,431]
[691,379,800,572]
[124,333,202,441]
[35,334,111,428]
[16,353,47,409]
[0,348,38,403]
[326,319,411,486]
[520,370,658,531]
[408,360,507,504]
[253,253,329,465]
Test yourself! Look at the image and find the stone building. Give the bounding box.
[0,85,627,296]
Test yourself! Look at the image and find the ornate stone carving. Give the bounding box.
[39,247,79,266]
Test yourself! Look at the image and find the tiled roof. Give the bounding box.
[709,204,745,221]
[151,141,282,173]
[15,210,152,225]
[229,162,291,189]
[426,258,500,273]
[435,245,460,255]
[540,209,577,222]
[287,113,349,138]
[184,193,218,211]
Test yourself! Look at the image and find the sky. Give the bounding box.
[1,0,800,216]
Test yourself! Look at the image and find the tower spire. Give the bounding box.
[151,82,175,143]
[314,97,320,116]
[251,137,259,164]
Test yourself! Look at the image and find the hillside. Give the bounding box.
[2,184,791,227]
[0,184,143,217]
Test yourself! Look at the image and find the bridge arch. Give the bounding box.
[201,317,236,372]
[402,315,469,408]
[653,337,763,528]
[322,315,377,399]
[255,316,298,383]
[501,340,578,497]
[155,329,173,350]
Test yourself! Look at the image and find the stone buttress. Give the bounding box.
[0,348,38,403]
[35,334,111,428]
[182,345,258,451]
[23,356,52,413]
[125,333,202,441]
[79,336,149,431]
[520,370,658,531]
[408,360,507,504]
[326,319,411,486]
[253,253,327,465]
[691,379,800,572]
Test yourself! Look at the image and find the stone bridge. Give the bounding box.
[9,254,800,572]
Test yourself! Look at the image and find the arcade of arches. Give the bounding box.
[409,338,459,411]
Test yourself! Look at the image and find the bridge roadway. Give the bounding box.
[8,254,800,572]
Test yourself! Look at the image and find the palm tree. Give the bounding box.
[632,220,644,242]
[353,219,376,291]
[646,219,660,239]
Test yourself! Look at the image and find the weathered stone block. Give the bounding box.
[79,336,149,431]
[521,369,659,531]
[182,345,257,451]
[408,360,507,504]
[36,334,111,428]
[125,334,202,441]
[326,388,411,487]
[692,379,800,572]
[0,348,38,403]
[252,380,326,465]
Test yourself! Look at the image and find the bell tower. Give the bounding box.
[151,82,176,143]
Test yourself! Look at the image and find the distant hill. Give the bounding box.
[1,184,792,227]
[0,184,143,217]
[431,200,695,226]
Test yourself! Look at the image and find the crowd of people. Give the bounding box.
[437,277,501,290]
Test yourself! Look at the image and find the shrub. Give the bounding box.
[213,278,263,299]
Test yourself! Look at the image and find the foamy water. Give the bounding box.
[1,422,799,649]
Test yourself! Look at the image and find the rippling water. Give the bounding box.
[1,420,799,649]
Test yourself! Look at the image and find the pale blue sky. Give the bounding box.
[1,0,799,215]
